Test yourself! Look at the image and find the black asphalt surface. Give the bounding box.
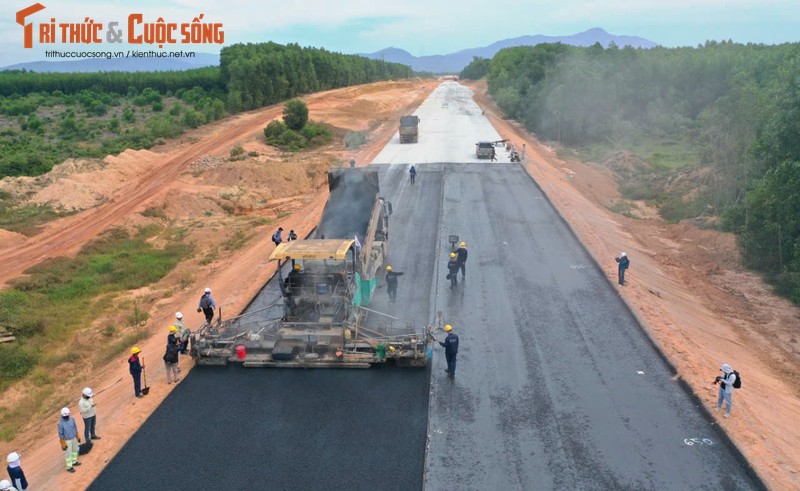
[89,165,441,491]
[90,159,761,490]
[423,163,761,490]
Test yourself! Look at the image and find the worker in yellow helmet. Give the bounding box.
[439,324,459,378]
[447,252,460,289]
[385,265,405,304]
[455,241,468,279]
[128,347,144,398]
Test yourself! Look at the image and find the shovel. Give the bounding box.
[140,356,150,396]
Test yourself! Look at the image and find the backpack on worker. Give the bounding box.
[732,370,742,389]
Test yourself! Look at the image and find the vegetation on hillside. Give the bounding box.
[0,42,412,179]
[476,41,800,302]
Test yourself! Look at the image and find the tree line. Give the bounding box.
[221,42,413,111]
[469,41,800,303]
[0,42,413,178]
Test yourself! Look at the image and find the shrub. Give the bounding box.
[264,120,287,140]
[230,144,245,158]
[0,344,38,386]
[283,99,308,130]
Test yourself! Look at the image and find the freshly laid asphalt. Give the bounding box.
[91,83,763,490]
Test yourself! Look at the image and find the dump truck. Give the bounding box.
[190,168,429,368]
[399,115,419,143]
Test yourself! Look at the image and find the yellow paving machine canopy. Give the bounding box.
[269,239,355,261]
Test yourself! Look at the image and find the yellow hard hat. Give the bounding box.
[460,242,466,247]
[131,347,141,355]
[386,265,392,271]
[449,252,456,258]
[444,324,453,332]
[294,264,302,270]
[169,325,177,332]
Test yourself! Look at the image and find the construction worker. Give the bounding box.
[57,408,81,473]
[78,387,100,444]
[385,265,404,303]
[272,227,284,246]
[455,241,468,279]
[5,452,27,490]
[490,146,497,162]
[288,229,298,241]
[0,479,13,491]
[174,312,190,355]
[285,264,304,295]
[163,333,180,384]
[447,253,460,288]
[409,165,417,185]
[350,156,356,168]
[128,347,144,398]
[439,324,459,378]
[197,287,216,324]
[615,252,630,285]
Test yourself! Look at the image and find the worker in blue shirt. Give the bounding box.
[439,324,459,379]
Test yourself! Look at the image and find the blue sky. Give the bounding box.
[2,0,799,65]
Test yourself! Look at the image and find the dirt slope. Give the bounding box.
[468,80,799,490]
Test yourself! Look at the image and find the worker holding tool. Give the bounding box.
[455,242,468,279]
[128,347,144,398]
[57,408,81,473]
[439,324,459,379]
[197,287,216,324]
[78,387,100,444]
[446,252,460,288]
[385,265,404,303]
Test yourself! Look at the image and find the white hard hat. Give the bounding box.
[0,479,12,489]
[175,311,183,319]
[620,252,627,257]
[61,407,70,417]
[82,387,93,397]
[6,451,20,463]
[204,287,211,293]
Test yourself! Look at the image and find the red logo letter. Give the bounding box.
[16,3,46,48]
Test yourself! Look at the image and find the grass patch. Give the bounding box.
[0,191,73,236]
[140,204,168,220]
[0,225,192,385]
[223,228,251,251]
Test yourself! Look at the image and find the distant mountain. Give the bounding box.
[0,52,219,73]
[360,28,658,73]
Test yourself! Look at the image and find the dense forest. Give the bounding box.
[461,41,800,302]
[0,42,411,177]
[221,42,413,110]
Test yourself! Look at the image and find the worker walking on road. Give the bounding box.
[439,324,459,379]
[78,387,100,444]
[490,147,497,162]
[447,252,460,289]
[615,252,630,285]
[57,408,81,473]
[455,242,468,279]
[385,266,404,303]
[197,287,216,324]
[129,347,144,398]
[6,452,28,490]
[409,165,417,185]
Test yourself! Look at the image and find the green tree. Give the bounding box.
[282,99,308,130]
